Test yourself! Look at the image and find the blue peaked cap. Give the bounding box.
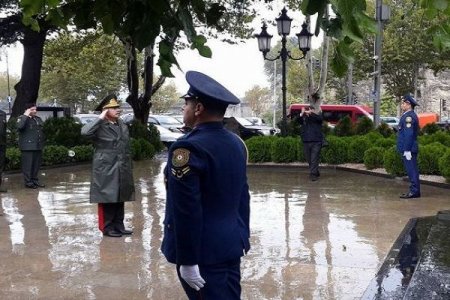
[182,71,240,105]
[402,94,419,107]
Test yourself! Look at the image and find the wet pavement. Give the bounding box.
[0,154,449,300]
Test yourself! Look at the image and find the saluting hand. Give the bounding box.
[99,109,108,120]
[180,265,205,291]
[24,108,31,117]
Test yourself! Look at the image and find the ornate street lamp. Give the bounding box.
[255,7,313,136]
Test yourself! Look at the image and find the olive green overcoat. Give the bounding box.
[81,118,135,203]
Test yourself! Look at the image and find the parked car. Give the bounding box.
[223,116,277,140]
[289,104,373,125]
[155,124,184,147]
[148,114,185,133]
[380,116,400,131]
[73,113,100,125]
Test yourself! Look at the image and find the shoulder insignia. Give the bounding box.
[171,166,191,179]
[172,148,190,168]
[17,118,21,123]
[405,116,412,123]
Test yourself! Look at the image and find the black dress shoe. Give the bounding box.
[400,192,421,199]
[25,184,38,189]
[103,230,122,237]
[33,182,46,188]
[117,228,133,235]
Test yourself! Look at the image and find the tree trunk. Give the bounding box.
[11,26,46,118]
[305,15,315,102]
[314,5,330,108]
[123,40,165,124]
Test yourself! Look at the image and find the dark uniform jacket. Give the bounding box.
[397,110,419,153]
[81,118,135,204]
[298,112,323,142]
[17,115,45,151]
[0,110,6,147]
[162,122,251,266]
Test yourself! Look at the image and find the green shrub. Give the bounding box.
[374,137,396,149]
[7,118,19,148]
[354,116,374,135]
[421,123,440,135]
[43,117,87,147]
[286,118,301,137]
[348,136,371,163]
[364,147,386,169]
[364,131,384,143]
[69,145,94,162]
[383,146,406,176]
[271,137,299,163]
[321,135,349,164]
[376,122,394,138]
[333,116,354,136]
[322,122,332,135]
[5,147,21,170]
[43,145,70,166]
[138,138,156,160]
[130,138,142,160]
[246,136,276,163]
[438,148,450,182]
[127,120,163,152]
[418,143,447,175]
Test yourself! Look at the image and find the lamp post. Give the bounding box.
[255,7,312,136]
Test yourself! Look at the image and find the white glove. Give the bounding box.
[180,265,205,291]
[403,151,412,160]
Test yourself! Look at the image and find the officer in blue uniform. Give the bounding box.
[161,71,251,299]
[397,94,420,198]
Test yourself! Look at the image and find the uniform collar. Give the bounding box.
[194,121,224,130]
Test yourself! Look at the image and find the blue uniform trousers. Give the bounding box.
[177,259,241,300]
[402,153,420,196]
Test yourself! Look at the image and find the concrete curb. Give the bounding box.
[248,162,450,190]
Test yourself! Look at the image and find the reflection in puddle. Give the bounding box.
[1,161,448,299]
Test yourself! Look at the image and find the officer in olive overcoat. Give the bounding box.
[81,94,135,237]
[17,103,45,189]
[0,109,7,192]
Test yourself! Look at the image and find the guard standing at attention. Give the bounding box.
[81,95,135,237]
[0,109,8,192]
[397,94,420,199]
[17,103,46,189]
[161,71,251,300]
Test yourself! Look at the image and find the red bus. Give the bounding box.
[289,104,373,125]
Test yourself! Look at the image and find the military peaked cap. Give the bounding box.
[181,71,240,105]
[95,94,120,112]
[402,94,419,107]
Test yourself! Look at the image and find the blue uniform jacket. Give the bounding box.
[161,122,250,266]
[396,110,419,153]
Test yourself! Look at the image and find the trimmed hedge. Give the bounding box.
[271,137,299,163]
[418,143,447,175]
[348,136,371,163]
[438,148,450,182]
[321,136,349,164]
[363,147,385,170]
[245,136,276,163]
[383,146,406,176]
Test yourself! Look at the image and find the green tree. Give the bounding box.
[0,72,19,102]
[150,82,180,114]
[382,0,450,100]
[243,85,272,117]
[40,32,127,112]
[18,0,257,124]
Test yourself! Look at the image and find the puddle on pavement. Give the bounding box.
[0,157,448,299]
